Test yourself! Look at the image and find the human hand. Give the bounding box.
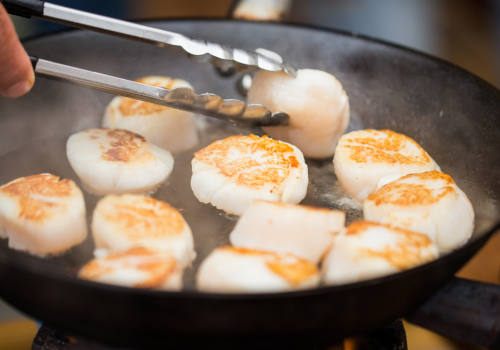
[0,3,34,98]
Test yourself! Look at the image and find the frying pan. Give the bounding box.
[0,18,500,350]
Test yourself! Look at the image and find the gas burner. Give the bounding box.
[32,320,407,350]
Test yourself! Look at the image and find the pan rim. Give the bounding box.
[3,17,499,300]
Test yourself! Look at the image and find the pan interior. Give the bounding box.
[0,20,499,292]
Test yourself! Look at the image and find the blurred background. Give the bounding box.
[2,0,500,349]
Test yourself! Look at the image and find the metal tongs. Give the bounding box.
[2,0,296,126]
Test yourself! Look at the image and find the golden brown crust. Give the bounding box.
[345,221,435,269]
[219,246,271,256]
[406,171,455,184]
[100,129,148,162]
[218,246,318,285]
[367,171,456,206]
[118,77,178,116]
[0,174,74,222]
[194,134,300,190]
[99,195,185,240]
[341,129,431,165]
[266,258,318,286]
[79,247,178,289]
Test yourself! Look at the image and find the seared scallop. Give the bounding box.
[191,134,308,215]
[67,128,174,195]
[103,76,199,153]
[363,171,474,252]
[334,129,440,202]
[196,246,320,293]
[322,221,438,285]
[91,194,195,268]
[0,174,87,256]
[79,247,182,290]
[229,200,345,263]
[247,69,349,158]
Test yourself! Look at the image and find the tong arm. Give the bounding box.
[1,0,297,77]
[29,56,289,127]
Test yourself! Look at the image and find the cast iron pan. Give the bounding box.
[0,19,500,349]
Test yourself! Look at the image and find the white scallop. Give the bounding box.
[103,76,199,153]
[363,171,474,252]
[229,200,345,264]
[0,174,87,256]
[67,128,174,195]
[322,221,438,285]
[196,246,320,293]
[247,68,350,158]
[91,194,195,268]
[334,129,440,202]
[79,247,182,291]
[191,134,308,215]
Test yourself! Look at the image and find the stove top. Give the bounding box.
[32,320,407,350]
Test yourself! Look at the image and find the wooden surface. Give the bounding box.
[0,319,38,350]
[457,231,500,284]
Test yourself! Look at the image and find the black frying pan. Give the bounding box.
[0,18,500,350]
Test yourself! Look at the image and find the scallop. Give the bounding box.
[66,128,174,195]
[322,221,438,285]
[0,174,87,256]
[247,69,350,158]
[191,134,308,215]
[229,200,345,263]
[363,171,474,252]
[79,247,182,291]
[334,129,440,202]
[103,76,199,153]
[91,194,195,268]
[196,246,320,293]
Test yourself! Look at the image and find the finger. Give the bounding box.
[0,4,35,98]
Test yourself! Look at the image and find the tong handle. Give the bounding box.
[0,0,44,18]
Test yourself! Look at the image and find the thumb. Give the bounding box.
[0,4,35,98]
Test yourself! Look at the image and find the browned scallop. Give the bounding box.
[196,246,320,293]
[92,194,195,268]
[191,134,308,215]
[103,76,199,153]
[322,221,438,285]
[364,171,474,252]
[334,129,440,202]
[79,247,182,290]
[0,174,87,256]
[66,128,174,195]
